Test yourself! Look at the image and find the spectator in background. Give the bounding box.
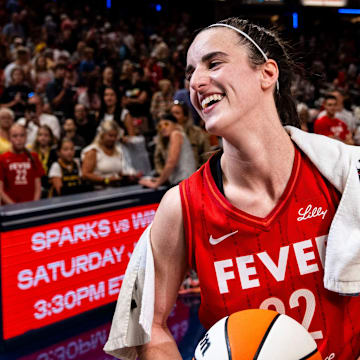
[297,102,311,132]
[174,78,201,125]
[0,123,44,204]
[81,119,138,189]
[17,102,40,147]
[122,66,152,129]
[98,87,135,136]
[77,74,101,115]
[46,63,76,120]
[140,113,196,188]
[2,12,25,42]
[4,46,32,87]
[70,40,86,67]
[31,54,54,95]
[150,34,169,63]
[73,103,98,145]
[1,66,33,119]
[99,66,116,97]
[30,124,56,175]
[48,137,83,197]
[317,90,358,133]
[17,93,61,142]
[143,55,163,90]
[150,78,174,122]
[170,101,210,168]
[314,94,353,144]
[118,60,134,94]
[78,47,96,82]
[61,118,85,159]
[0,107,14,154]
[9,36,24,59]
[30,124,57,197]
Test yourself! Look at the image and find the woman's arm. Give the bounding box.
[51,177,63,195]
[140,131,183,188]
[137,186,187,359]
[123,112,136,136]
[154,142,165,175]
[0,180,14,204]
[1,91,23,108]
[82,149,118,184]
[81,149,104,183]
[150,93,160,120]
[156,131,183,185]
[33,177,42,200]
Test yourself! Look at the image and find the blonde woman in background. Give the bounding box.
[81,119,138,189]
[30,124,57,197]
[0,108,14,154]
[30,124,56,174]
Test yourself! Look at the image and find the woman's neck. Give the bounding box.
[59,158,72,166]
[106,105,116,114]
[39,144,49,152]
[100,143,115,155]
[220,117,295,198]
[0,129,9,140]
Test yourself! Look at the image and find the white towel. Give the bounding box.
[103,225,154,360]
[286,126,360,294]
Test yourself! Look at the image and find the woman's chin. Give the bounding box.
[205,121,222,136]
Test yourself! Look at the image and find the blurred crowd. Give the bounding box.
[0,0,359,205]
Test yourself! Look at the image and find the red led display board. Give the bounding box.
[1,203,158,340]
[18,322,111,360]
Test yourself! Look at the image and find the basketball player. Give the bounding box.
[106,18,360,359]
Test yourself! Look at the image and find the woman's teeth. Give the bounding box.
[201,94,224,109]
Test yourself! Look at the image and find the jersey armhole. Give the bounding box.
[179,180,195,270]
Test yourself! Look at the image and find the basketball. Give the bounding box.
[193,309,322,360]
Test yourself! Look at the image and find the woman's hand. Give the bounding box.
[139,177,160,189]
[14,92,23,104]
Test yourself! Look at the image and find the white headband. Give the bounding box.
[208,23,280,92]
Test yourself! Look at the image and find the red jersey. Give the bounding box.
[314,115,349,141]
[179,148,360,359]
[0,151,45,203]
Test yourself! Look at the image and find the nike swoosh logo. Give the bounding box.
[209,230,239,245]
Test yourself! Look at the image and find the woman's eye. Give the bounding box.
[209,62,220,69]
[185,72,193,81]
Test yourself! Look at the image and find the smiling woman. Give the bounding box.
[105,17,360,360]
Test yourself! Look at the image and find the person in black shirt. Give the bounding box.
[73,103,98,145]
[45,63,75,121]
[98,87,135,136]
[1,67,33,119]
[48,137,83,197]
[121,66,152,130]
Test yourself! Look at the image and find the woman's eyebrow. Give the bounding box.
[201,51,228,63]
[185,51,228,77]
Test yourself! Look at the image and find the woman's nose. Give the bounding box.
[190,67,210,93]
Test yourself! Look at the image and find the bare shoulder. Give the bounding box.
[170,130,184,141]
[151,185,184,255]
[83,148,97,159]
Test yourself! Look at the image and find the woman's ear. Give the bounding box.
[260,59,279,91]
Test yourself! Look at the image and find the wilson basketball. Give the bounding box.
[193,309,322,360]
